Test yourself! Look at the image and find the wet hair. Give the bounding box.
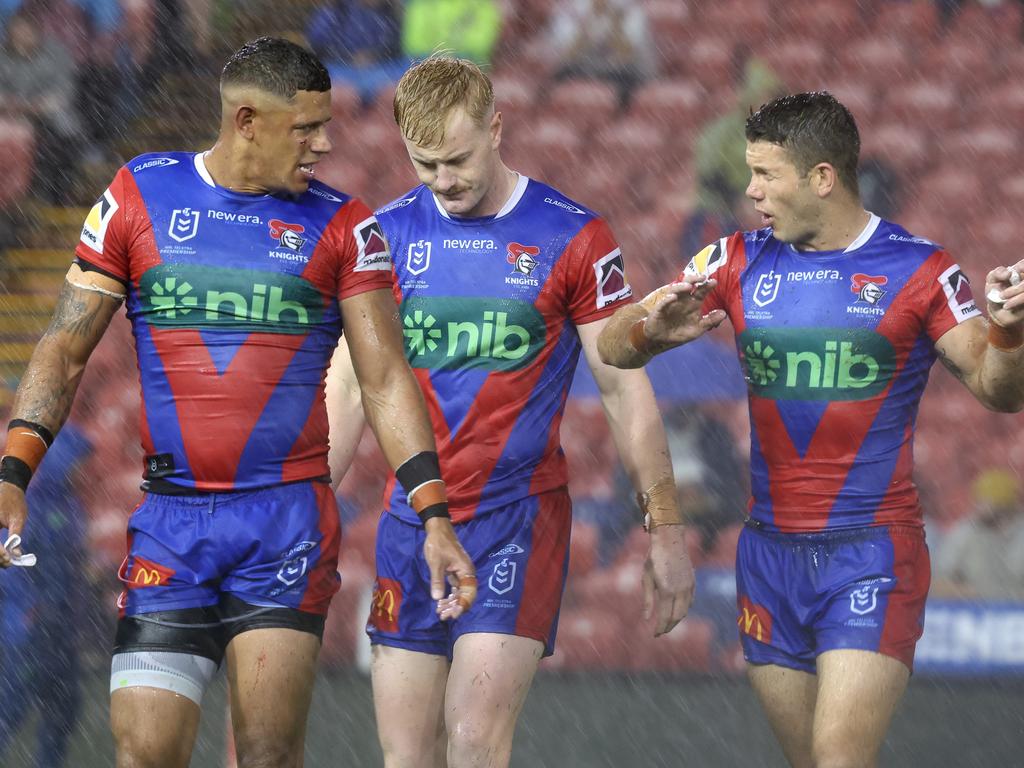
[394,55,494,148]
[745,92,860,195]
[221,37,330,100]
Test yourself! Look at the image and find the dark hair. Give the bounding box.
[221,37,330,99]
[745,91,860,195]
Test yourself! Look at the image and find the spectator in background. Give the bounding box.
[0,423,93,768]
[858,155,903,220]
[402,0,501,67]
[932,469,1024,600]
[307,0,407,102]
[693,52,785,219]
[546,0,656,107]
[0,10,84,203]
[664,406,747,555]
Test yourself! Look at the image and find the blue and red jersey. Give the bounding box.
[685,215,981,533]
[376,176,633,524]
[74,152,394,492]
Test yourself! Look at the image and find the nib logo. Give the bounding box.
[744,340,781,385]
[150,277,197,318]
[403,310,442,354]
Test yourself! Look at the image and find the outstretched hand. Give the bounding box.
[640,277,727,349]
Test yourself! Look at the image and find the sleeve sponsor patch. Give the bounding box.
[594,248,632,309]
[79,189,118,254]
[683,239,729,278]
[353,216,392,272]
[938,264,981,322]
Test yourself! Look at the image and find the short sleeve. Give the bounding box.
[334,198,396,302]
[925,252,983,343]
[678,233,740,315]
[74,166,135,284]
[564,218,633,325]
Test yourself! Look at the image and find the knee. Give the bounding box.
[234,733,300,768]
[811,743,875,768]
[446,718,513,768]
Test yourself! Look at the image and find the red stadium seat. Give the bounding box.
[971,81,1024,127]
[761,40,831,91]
[680,36,737,94]
[836,38,915,90]
[568,520,599,581]
[0,117,34,208]
[511,116,584,185]
[645,0,692,74]
[870,0,940,44]
[692,0,771,47]
[771,0,866,39]
[880,80,961,132]
[543,80,622,135]
[949,1,1024,48]
[941,126,1018,175]
[912,168,986,221]
[330,83,363,120]
[918,39,997,89]
[628,78,707,138]
[819,79,879,127]
[490,74,539,113]
[859,122,930,174]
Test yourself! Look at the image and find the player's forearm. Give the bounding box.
[360,368,438,470]
[973,336,1024,412]
[600,373,673,494]
[10,335,88,437]
[597,303,654,369]
[12,281,118,433]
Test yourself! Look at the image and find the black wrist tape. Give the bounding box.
[0,455,32,492]
[417,503,450,522]
[396,451,450,522]
[8,419,55,447]
[396,451,442,497]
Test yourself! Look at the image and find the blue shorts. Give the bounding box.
[366,489,572,659]
[736,522,929,673]
[117,481,341,618]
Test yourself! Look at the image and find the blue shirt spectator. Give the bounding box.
[307,0,402,65]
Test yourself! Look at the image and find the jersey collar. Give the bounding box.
[432,173,529,220]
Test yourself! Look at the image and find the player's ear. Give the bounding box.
[490,110,502,150]
[235,105,257,140]
[811,162,836,198]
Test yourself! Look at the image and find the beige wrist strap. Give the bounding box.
[636,477,685,531]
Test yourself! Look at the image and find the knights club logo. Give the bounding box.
[168,207,200,243]
[269,219,306,251]
[507,242,540,276]
[851,273,888,305]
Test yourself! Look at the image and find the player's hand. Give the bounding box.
[640,276,726,349]
[985,262,1024,328]
[642,523,695,636]
[0,482,29,568]
[422,517,477,621]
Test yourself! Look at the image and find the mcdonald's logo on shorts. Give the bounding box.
[125,555,176,588]
[737,595,773,644]
[369,577,403,633]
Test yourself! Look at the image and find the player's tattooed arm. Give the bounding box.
[11,266,123,434]
[936,345,967,383]
[934,316,1024,412]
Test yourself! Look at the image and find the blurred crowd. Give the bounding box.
[2,0,1024,761]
